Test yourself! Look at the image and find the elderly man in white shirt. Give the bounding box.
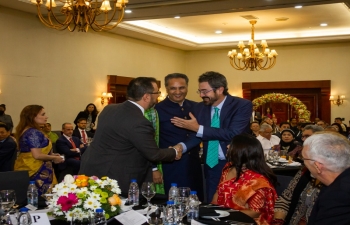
[257,124,280,156]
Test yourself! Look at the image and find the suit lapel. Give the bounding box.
[219,95,233,126]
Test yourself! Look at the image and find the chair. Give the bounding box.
[276,175,293,196]
[0,170,30,206]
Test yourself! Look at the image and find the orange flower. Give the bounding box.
[75,175,89,187]
[108,194,121,206]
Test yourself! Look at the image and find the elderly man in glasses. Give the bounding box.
[302,132,350,225]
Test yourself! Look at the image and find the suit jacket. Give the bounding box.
[72,128,94,140]
[155,97,203,198]
[251,111,261,123]
[308,167,350,225]
[79,101,177,195]
[74,111,97,126]
[0,137,17,172]
[183,95,252,160]
[56,135,86,170]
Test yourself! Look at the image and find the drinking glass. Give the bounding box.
[0,190,16,223]
[175,187,190,225]
[141,182,156,207]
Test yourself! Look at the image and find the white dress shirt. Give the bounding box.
[256,134,280,155]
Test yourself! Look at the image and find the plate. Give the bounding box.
[201,210,230,219]
[278,158,288,163]
[286,162,301,166]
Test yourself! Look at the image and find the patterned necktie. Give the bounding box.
[206,107,220,168]
[81,130,87,144]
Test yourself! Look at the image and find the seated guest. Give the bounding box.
[0,123,17,172]
[316,120,326,129]
[302,132,350,225]
[14,105,64,196]
[274,121,290,138]
[43,123,59,143]
[331,122,345,135]
[0,104,14,133]
[257,124,280,156]
[250,121,260,137]
[72,118,94,145]
[56,123,86,174]
[212,134,277,225]
[273,129,321,225]
[279,129,302,159]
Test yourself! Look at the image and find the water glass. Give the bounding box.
[141,182,156,207]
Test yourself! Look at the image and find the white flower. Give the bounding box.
[64,174,75,184]
[83,197,99,210]
[111,206,116,212]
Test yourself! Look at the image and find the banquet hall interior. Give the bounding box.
[0,0,349,129]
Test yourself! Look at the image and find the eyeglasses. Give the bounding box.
[196,89,215,95]
[148,91,161,95]
[301,135,311,139]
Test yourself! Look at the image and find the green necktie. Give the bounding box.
[206,107,220,168]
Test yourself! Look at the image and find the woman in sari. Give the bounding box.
[212,134,277,225]
[14,105,64,196]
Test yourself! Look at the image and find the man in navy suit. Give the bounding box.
[171,71,252,201]
[56,123,86,174]
[72,118,94,145]
[155,73,203,200]
[0,123,17,172]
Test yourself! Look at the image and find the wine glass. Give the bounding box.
[175,187,190,225]
[141,182,156,207]
[0,190,16,223]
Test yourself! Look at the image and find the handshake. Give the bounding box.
[170,143,183,160]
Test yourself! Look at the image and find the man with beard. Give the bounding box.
[80,77,182,195]
[155,73,203,200]
[171,71,252,201]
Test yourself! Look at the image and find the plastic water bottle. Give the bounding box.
[17,207,32,225]
[187,191,199,222]
[164,201,177,225]
[168,183,178,202]
[128,179,139,206]
[27,181,38,207]
[94,208,107,225]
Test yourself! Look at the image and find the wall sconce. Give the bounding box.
[101,92,113,105]
[329,95,345,106]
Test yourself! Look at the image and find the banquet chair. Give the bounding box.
[276,175,293,196]
[0,170,30,206]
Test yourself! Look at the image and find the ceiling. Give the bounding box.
[2,0,350,50]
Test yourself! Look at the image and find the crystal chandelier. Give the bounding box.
[227,20,278,71]
[29,0,128,32]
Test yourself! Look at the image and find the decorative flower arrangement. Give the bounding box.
[47,174,122,222]
[252,93,311,120]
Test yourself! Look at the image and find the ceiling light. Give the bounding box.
[174,16,181,19]
[320,23,328,26]
[29,0,128,32]
[215,30,222,34]
[125,9,132,13]
[295,5,303,9]
[227,20,277,71]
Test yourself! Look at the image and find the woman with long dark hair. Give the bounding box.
[14,105,64,196]
[74,103,99,132]
[212,134,277,225]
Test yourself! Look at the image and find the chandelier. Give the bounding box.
[227,20,278,71]
[29,0,128,32]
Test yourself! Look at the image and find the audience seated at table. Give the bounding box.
[212,134,277,225]
[279,129,302,160]
[0,123,17,172]
[72,118,94,144]
[250,121,260,137]
[14,105,64,196]
[257,124,280,156]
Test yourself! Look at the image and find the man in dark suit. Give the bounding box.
[72,118,94,145]
[0,123,17,172]
[171,71,252,201]
[155,73,203,200]
[303,132,350,225]
[251,106,261,124]
[79,77,182,195]
[56,123,86,174]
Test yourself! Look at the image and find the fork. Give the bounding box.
[211,217,221,221]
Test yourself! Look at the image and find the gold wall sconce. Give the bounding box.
[101,92,113,105]
[329,95,345,106]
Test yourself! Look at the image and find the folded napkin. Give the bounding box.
[199,208,220,217]
[194,219,229,225]
[286,162,302,166]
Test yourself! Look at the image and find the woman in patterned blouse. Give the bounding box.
[212,134,277,225]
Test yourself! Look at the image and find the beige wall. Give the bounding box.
[185,43,350,124]
[0,7,186,130]
[1,7,349,130]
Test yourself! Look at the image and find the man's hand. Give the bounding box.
[152,170,163,184]
[170,112,199,132]
[173,144,183,160]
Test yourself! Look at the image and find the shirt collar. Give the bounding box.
[63,134,72,140]
[128,100,145,115]
[212,95,227,111]
[167,96,185,106]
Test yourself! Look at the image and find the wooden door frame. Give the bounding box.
[242,80,331,123]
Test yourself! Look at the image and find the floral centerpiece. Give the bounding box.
[47,174,122,222]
